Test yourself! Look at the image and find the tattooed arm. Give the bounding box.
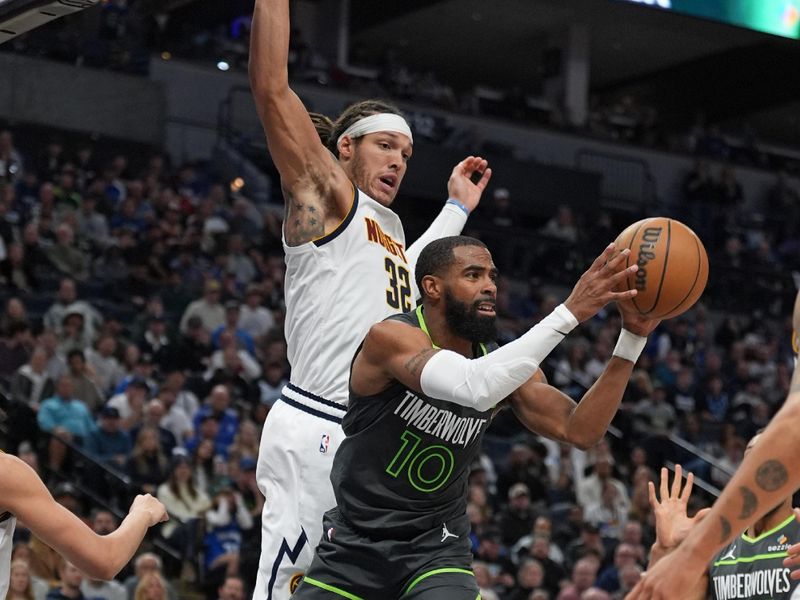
[349,320,440,397]
[627,294,800,600]
[250,0,352,245]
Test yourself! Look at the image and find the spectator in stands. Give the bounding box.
[203,478,253,584]
[43,278,103,339]
[474,527,516,594]
[564,522,605,570]
[595,542,639,594]
[156,451,211,580]
[576,454,629,514]
[0,320,34,378]
[556,557,600,600]
[126,426,170,495]
[65,349,104,411]
[130,399,177,457]
[6,560,40,600]
[0,242,38,293]
[45,223,89,281]
[552,339,593,398]
[85,405,131,468]
[226,234,256,286]
[45,560,85,600]
[612,563,642,600]
[107,377,149,431]
[137,315,173,369]
[123,554,177,600]
[86,334,125,395]
[205,335,261,401]
[526,535,567,596]
[38,375,95,469]
[497,483,537,546]
[540,205,578,244]
[216,576,245,600]
[497,443,549,508]
[37,329,66,381]
[510,558,549,600]
[212,301,256,356]
[257,360,287,408]
[156,388,193,447]
[180,279,225,334]
[227,420,260,463]
[472,561,499,600]
[175,315,213,372]
[9,347,53,446]
[193,385,240,450]
[80,511,128,600]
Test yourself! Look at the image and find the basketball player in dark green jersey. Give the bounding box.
[646,434,800,600]
[293,236,660,600]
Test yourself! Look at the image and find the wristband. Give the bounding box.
[612,329,647,363]
[446,198,469,216]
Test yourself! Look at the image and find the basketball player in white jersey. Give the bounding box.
[0,451,168,598]
[248,1,492,598]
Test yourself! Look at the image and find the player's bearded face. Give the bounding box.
[444,288,497,343]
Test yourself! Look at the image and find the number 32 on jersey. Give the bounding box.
[385,257,412,312]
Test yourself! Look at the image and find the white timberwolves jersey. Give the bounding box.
[0,512,15,600]
[282,186,412,406]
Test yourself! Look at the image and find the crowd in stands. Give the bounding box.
[6,2,800,177]
[0,120,798,600]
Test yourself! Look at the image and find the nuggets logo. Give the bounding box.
[289,573,304,594]
[319,433,330,454]
[365,217,407,262]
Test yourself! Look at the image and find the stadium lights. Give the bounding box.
[230,177,244,192]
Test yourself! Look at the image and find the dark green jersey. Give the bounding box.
[330,307,496,539]
[709,513,800,600]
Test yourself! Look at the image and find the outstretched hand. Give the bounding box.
[564,243,638,323]
[650,465,710,551]
[447,156,492,213]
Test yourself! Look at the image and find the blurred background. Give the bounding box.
[0,1,799,599]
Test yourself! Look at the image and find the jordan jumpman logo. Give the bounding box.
[441,523,459,543]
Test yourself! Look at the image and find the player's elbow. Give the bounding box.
[562,424,598,451]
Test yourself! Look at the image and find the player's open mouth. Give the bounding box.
[476,302,496,315]
[378,175,397,191]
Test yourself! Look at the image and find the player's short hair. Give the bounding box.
[415,236,488,299]
[312,99,405,156]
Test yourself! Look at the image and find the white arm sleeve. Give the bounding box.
[420,304,578,411]
[405,203,468,272]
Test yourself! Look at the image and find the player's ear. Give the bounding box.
[338,135,354,160]
[421,275,442,300]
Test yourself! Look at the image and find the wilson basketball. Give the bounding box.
[614,217,709,319]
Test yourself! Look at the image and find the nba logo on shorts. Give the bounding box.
[319,433,330,454]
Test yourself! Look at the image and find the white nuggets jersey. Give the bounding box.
[0,512,15,600]
[282,185,412,406]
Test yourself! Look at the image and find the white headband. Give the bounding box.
[336,113,413,146]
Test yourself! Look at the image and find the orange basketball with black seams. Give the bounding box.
[614,217,709,319]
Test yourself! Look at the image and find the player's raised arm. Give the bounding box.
[405,156,493,270]
[508,286,660,450]
[249,0,349,210]
[354,242,641,414]
[626,291,800,600]
[1,454,167,581]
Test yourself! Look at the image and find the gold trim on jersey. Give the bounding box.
[312,181,358,247]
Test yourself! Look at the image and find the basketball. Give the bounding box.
[614,217,709,319]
